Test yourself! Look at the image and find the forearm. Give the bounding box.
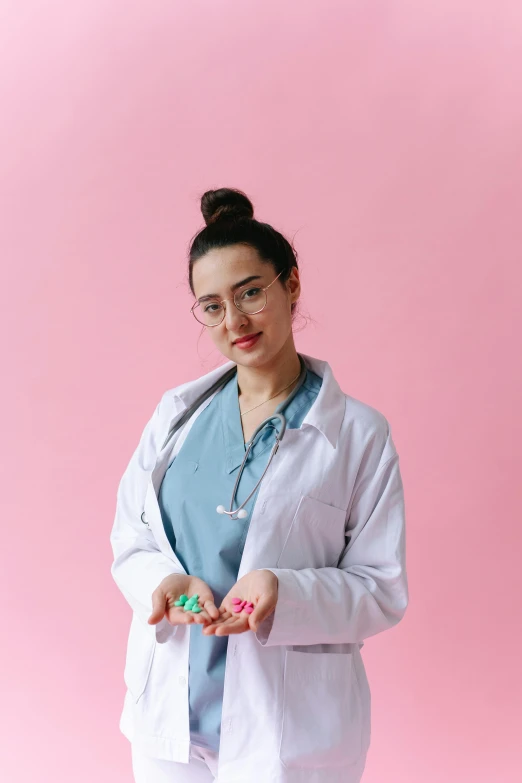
[255,454,409,647]
[255,562,407,646]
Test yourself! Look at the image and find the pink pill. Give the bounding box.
[244,605,254,614]
[231,598,242,605]
[245,602,254,608]
[232,605,243,613]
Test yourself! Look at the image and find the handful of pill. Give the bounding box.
[174,593,202,613]
[231,597,254,614]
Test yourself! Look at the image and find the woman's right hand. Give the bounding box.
[148,574,221,627]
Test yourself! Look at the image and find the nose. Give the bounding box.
[224,300,249,331]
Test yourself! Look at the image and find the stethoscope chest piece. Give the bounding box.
[216,504,248,518]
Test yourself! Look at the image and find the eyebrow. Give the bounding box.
[197,275,263,303]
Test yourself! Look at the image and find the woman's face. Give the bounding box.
[191,244,300,367]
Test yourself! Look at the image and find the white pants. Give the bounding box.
[131,743,219,782]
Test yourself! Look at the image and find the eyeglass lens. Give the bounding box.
[192,286,267,325]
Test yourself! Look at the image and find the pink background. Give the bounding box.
[1,2,521,781]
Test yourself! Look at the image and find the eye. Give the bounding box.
[204,302,223,314]
[240,287,261,300]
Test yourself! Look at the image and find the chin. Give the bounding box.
[222,347,265,367]
[236,349,279,370]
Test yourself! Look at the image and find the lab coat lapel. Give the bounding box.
[231,356,347,580]
[299,354,346,448]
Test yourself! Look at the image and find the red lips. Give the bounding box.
[233,332,261,345]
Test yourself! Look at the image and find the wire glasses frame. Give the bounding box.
[190,270,284,326]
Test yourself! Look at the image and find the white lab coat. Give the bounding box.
[110,352,408,783]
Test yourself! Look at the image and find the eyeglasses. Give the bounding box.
[190,270,283,326]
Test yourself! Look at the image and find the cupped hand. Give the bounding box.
[202,569,278,637]
[148,574,220,628]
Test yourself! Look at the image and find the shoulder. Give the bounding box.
[151,362,231,434]
[340,391,398,469]
[343,391,389,433]
[158,360,236,408]
[152,387,187,434]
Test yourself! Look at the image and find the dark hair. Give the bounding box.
[188,187,300,317]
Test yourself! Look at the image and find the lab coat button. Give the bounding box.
[178,675,187,686]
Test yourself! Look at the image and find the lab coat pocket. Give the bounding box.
[124,613,156,703]
[279,650,362,770]
[276,494,347,569]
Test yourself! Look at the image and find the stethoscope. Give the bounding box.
[146,354,308,524]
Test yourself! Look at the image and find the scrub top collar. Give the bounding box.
[171,353,345,450]
[220,367,316,474]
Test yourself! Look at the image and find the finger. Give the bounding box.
[148,589,167,625]
[190,598,222,624]
[202,599,220,620]
[191,608,216,625]
[215,616,249,636]
[215,621,249,636]
[201,612,232,635]
[201,623,221,636]
[166,607,195,625]
[247,595,274,632]
[203,610,231,627]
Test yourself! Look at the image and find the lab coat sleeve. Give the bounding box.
[254,427,409,647]
[110,392,186,644]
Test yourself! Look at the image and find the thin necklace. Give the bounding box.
[239,367,302,417]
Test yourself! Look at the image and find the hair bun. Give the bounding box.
[201,187,254,226]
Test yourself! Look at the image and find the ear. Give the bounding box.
[287,267,301,302]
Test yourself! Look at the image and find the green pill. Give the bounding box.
[184,594,201,612]
[191,606,202,613]
[174,594,189,607]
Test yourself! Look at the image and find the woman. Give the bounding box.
[110,187,409,783]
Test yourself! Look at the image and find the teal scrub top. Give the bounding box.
[157,365,323,752]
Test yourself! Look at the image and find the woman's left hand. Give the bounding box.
[202,569,278,636]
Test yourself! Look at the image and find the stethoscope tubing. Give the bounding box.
[221,416,283,519]
[150,354,308,524]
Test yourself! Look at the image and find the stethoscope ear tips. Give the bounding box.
[236,508,248,519]
[216,505,226,514]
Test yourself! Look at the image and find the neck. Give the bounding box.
[236,344,302,405]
